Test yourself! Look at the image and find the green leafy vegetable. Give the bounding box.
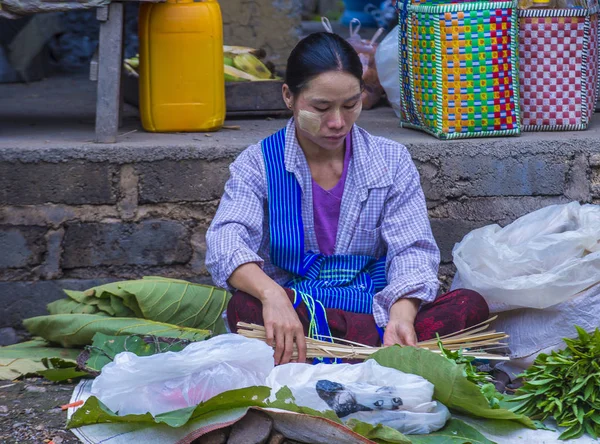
[0,339,81,380]
[37,357,89,382]
[510,326,600,440]
[408,418,495,444]
[23,314,211,347]
[370,346,534,428]
[81,332,190,373]
[347,419,412,443]
[67,386,272,428]
[436,337,504,409]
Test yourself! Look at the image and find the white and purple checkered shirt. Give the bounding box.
[205,119,440,327]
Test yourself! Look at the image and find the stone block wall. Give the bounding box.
[0,156,229,327]
[0,134,598,328]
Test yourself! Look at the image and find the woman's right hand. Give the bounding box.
[261,287,307,365]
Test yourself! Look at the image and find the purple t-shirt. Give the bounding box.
[312,134,352,256]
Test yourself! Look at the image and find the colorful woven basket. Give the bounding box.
[518,6,600,131]
[398,0,522,139]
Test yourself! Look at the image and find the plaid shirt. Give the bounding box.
[205,120,440,327]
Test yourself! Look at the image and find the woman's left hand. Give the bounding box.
[382,298,420,347]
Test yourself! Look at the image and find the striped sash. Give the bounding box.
[261,129,387,359]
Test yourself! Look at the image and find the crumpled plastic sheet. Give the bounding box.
[0,0,110,18]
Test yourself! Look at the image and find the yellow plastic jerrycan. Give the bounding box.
[138,0,225,132]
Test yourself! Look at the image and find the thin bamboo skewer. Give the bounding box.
[236,319,510,361]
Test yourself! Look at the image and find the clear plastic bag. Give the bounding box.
[452,202,600,311]
[90,334,274,416]
[374,25,401,117]
[266,360,450,435]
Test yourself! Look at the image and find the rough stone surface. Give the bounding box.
[430,218,488,263]
[428,196,569,225]
[0,161,116,205]
[35,229,65,280]
[565,153,592,202]
[117,164,139,220]
[136,159,233,203]
[62,220,193,268]
[432,155,568,198]
[0,378,79,443]
[0,278,117,328]
[0,327,18,346]
[0,226,47,269]
[227,410,273,444]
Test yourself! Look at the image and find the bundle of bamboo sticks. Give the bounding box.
[237,316,510,361]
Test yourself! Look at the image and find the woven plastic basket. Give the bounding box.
[398,0,522,139]
[518,6,600,131]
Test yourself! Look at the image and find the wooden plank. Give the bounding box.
[95,2,124,143]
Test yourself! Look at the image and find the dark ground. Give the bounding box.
[0,377,80,444]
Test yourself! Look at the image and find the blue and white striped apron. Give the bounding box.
[261,128,386,361]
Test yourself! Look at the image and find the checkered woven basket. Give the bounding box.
[397,0,522,139]
[519,6,600,131]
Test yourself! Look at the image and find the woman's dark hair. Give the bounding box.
[285,32,363,95]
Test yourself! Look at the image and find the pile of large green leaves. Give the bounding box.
[510,326,600,440]
[0,339,81,380]
[1,277,227,380]
[22,277,228,347]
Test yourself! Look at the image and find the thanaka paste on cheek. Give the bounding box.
[298,109,322,136]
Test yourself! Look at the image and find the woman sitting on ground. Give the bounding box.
[206,32,489,365]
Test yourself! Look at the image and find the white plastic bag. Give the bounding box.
[375,25,401,117]
[489,283,600,365]
[452,202,600,311]
[91,334,274,416]
[266,360,450,435]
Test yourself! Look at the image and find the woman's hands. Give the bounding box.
[383,298,420,347]
[261,287,307,365]
[228,263,306,365]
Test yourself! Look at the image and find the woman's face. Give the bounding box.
[283,71,362,151]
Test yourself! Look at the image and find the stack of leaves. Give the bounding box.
[22,276,229,347]
[510,326,600,440]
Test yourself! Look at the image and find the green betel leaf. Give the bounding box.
[82,333,189,373]
[67,386,271,429]
[370,347,534,428]
[47,298,103,316]
[0,339,81,380]
[118,279,230,334]
[347,419,412,444]
[23,314,211,347]
[37,358,89,382]
[408,419,496,444]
